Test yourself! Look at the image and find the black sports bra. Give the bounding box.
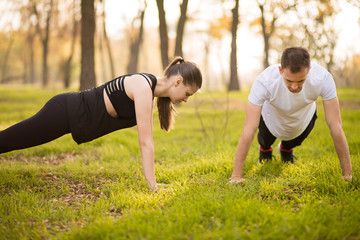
[104,73,157,119]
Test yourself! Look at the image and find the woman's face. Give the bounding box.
[170,76,199,104]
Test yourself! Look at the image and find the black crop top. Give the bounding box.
[104,73,157,119]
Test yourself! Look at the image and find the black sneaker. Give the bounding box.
[278,143,295,163]
[259,146,273,163]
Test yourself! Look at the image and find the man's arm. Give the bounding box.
[230,102,262,183]
[323,97,352,180]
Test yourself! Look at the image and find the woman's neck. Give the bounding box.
[154,76,171,98]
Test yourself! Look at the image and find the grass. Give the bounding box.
[0,85,359,240]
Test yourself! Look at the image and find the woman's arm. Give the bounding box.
[127,75,157,191]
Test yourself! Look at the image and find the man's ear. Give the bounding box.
[278,66,283,74]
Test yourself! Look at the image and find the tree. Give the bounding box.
[32,0,54,86]
[251,0,294,69]
[16,2,39,84]
[293,0,340,73]
[341,54,360,88]
[61,0,79,88]
[258,0,274,69]
[80,0,96,91]
[127,1,147,74]
[99,0,115,79]
[174,0,189,57]
[156,0,189,68]
[23,17,37,84]
[0,35,14,84]
[156,0,169,69]
[228,0,239,91]
[204,11,232,89]
[345,0,360,8]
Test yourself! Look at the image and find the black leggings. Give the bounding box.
[257,111,317,151]
[0,93,71,154]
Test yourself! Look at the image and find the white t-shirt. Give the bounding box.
[248,62,337,140]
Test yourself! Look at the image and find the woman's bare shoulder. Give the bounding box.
[124,74,153,100]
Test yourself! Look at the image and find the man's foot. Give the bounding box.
[278,143,295,163]
[259,146,273,163]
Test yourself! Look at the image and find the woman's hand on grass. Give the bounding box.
[157,183,168,190]
[229,177,246,184]
[342,174,352,182]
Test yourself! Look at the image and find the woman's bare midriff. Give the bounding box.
[103,89,119,118]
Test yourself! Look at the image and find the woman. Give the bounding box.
[0,57,202,192]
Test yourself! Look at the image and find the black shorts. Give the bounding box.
[257,110,318,150]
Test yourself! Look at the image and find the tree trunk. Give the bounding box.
[259,4,269,69]
[99,34,107,82]
[258,2,279,69]
[1,37,14,84]
[29,34,35,84]
[80,0,96,91]
[102,0,115,79]
[42,0,53,86]
[32,0,53,86]
[228,0,240,91]
[174,0,189,57]
[156,0,169,69]
[24,32,36,84]
[64,1,78,88]
[127,6,146,74]
[23,46,28,84]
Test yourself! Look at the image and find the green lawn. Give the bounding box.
[0,85,359,240]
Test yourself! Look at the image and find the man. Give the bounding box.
[230,47,352,183]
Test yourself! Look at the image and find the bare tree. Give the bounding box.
[174,0,189,57]
[257,0,278,69]
[1,36,15,84]
[228,0,239,91]
[156,0,169,69]
[99,25,107,82]
[32,0,54,86]
[127,1,147,74]
[294,0,340,73]
[80,0,96,91]
[61,0,79,88]
[25,28,36,84]
[203,8,232,90]
[101,0,115,79]
[345,0,360,8]
[156,0,189,68]
[253,0,295,69]
[17,2,38,84]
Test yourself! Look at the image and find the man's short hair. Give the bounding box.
[281,47,310,73]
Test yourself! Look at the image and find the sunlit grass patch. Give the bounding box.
[0,86,359,239]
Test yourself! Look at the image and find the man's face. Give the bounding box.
[279,66,309,93]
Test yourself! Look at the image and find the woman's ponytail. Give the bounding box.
[157,97,175,131]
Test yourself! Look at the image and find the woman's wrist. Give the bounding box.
[147,180,158,192]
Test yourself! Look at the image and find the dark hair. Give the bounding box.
[281,47,310,73]
[157,56,202,131]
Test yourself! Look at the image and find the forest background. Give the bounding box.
[0,0,360,91]
[1,1,360,239]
